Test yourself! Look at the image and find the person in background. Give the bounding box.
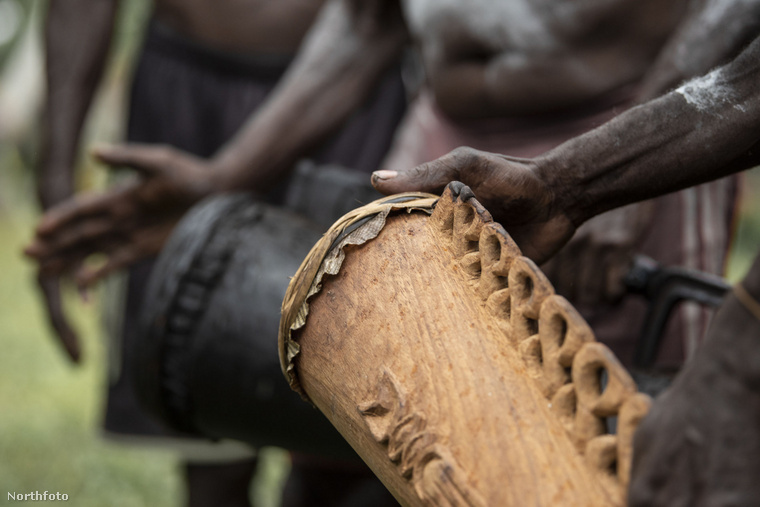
[27,0,758,502]
[33,1,406,505]
[30,0,748,380]
[371,27,760,507]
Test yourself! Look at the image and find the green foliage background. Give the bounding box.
[0,2,291,506]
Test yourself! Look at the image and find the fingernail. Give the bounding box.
[372,170,397,181]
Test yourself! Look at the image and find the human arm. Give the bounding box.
[373,34,760,262]
[34,0,119,362]
[39,0,119,208]
[211,0,408,192]
[638,0,760,101]
[25,0,408,287]
[374,34,760,504]
[628,252,760,506]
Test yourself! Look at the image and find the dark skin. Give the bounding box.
[28,0,693,358]
[384,0,760,306]
[36,0,120,361]
[32,0,340,361]
[629,255,760,506]
[638,0,760,101]
[28,0,410,361]
[33,2,392,504]
[26,0,760,501]
[422,0,687,119]
[372,33,760,507]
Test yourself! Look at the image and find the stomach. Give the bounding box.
[154,0,325,55]
[407,0,688,117]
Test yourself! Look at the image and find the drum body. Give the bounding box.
[280,185,652,506]
[135,193,357,457]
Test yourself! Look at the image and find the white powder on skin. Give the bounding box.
[675,68,741,113]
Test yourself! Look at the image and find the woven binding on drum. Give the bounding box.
[278,192,438,396]
[279,183,652,503]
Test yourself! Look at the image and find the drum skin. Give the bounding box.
[134,193,357,457]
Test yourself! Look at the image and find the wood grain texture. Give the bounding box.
[285,186,650,506]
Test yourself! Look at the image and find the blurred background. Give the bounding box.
[0,1,289,505]
[0,0,758,506]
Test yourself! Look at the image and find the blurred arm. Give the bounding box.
[638,0,760,100]
[32,0,118,363]
[373,35,760,264]
[210,0,408,193]
[24,0,408,295]
[38,0,119,209]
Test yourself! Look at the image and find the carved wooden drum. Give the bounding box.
[280,183,651,506]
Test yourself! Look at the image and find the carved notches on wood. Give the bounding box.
[429,184,652,500]
[509,257,554,343]
[359,371,486,507]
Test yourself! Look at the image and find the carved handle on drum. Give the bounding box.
[432,183,652,499]
[279,183,651,506]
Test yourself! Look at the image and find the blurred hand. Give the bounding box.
[372,147,576,264]
[629,254,760,506]
[26,143,219,362]
[628,322,760,505]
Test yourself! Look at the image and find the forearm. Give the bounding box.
[639,0,760,101]
[539,35,760,227]
[212,0,407,193]
[39,0,118,209]
[431,53,618,120]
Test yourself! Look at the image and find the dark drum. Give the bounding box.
[133,193,356,458]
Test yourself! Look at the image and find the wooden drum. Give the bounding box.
[135,193,356,457]
[279,183,651,506]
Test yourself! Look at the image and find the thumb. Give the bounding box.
[371,158,459,196]
[92,143,173,177]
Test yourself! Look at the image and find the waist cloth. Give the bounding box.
[382,88,739,371]
[102,20,407,456]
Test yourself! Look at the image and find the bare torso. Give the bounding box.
[403,0,690,117]
[152,0,690,117]
[154,0,325,55]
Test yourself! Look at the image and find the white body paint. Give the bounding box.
[676,68,742,112]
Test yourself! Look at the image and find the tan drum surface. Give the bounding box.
[280,185,650,506]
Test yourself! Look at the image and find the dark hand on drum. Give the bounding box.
[628,254,760,506]
[372,147,576,264]
[25,143,219,360]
